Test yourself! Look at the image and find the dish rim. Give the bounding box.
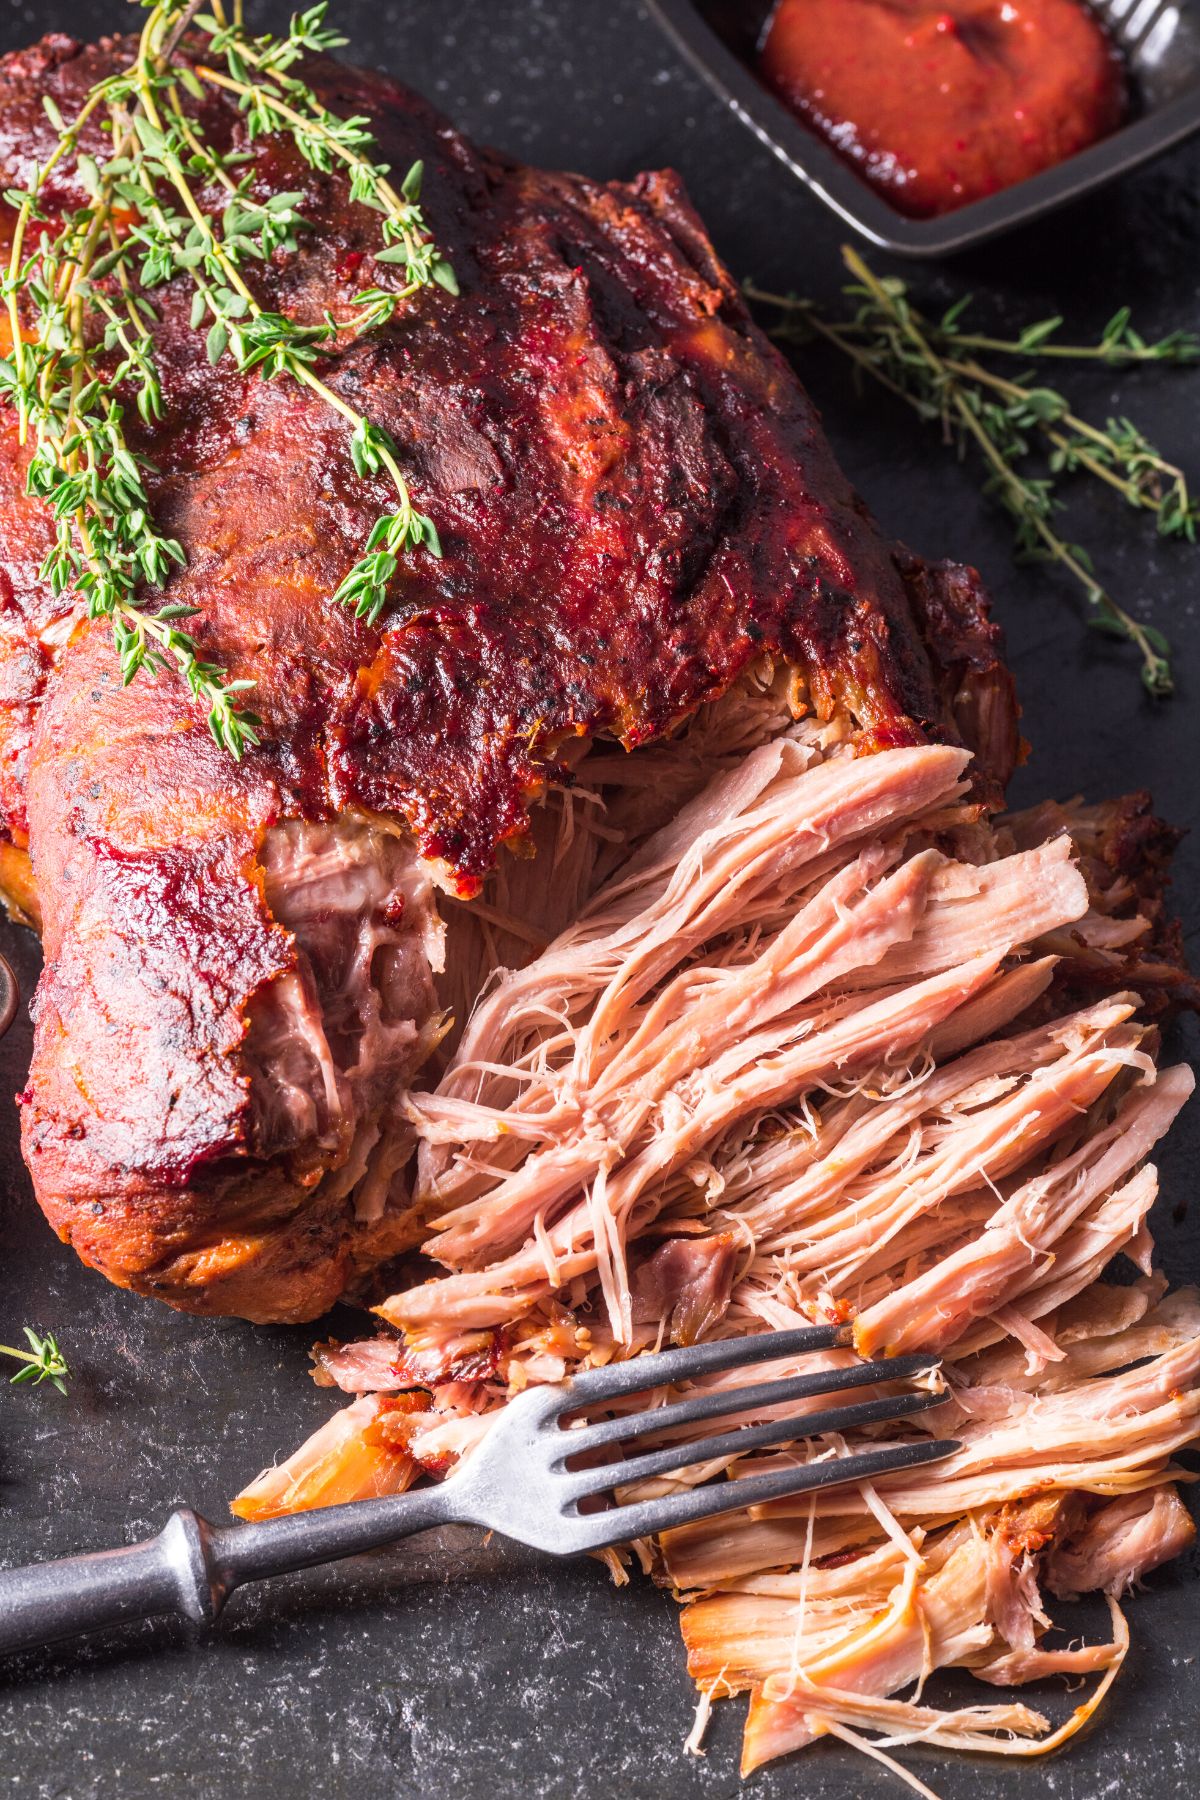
[644,0,1200,258]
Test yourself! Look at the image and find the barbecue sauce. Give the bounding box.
[758,0,1126,219]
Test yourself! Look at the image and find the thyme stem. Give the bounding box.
[941,325,1200,366]
[746,246,1189,696]
[938,353,1192,527]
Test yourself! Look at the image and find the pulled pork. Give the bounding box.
[234,703,1196,1785]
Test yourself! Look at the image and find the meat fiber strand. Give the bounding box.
[232,738,1197,1785]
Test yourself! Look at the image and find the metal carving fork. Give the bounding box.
[0,1324,957,1656]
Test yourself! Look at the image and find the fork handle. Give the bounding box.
[0,1485,455,1656]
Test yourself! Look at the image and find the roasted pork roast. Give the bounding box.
[0,32,1016,1319]
[1,31,1196,1783]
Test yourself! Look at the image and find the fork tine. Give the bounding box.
[556,1350,940,1457]
[563,1388,947,1499]
[1098,0,1179,61]
[1138,7,1182,65]
[556,1324,851,1411]
[569,1438,960,1552]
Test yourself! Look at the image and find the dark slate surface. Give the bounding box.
[1,3,1199,1796]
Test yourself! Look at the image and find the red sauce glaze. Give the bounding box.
[0,33,1019,1325]
[758,0,1126,219]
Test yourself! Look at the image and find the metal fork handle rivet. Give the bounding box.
[160,1507,225,1627]
[0,1485,458,1657]
[0,1506,224,1654]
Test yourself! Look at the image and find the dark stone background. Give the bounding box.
[2,3,1199,1796]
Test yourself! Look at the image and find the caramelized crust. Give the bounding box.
[0,35,1015,1319]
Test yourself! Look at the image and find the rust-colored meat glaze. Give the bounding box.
[2,31,1016,1321]
[758,0,1126,219]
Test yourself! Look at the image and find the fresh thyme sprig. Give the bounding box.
[0,0,457,756]
[0,19,261,754]
[746,247,1198,696]
[193,8,458,299]
[930,305,1200,369]
[1,1327,70,1395]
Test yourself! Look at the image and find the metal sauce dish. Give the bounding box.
[645,0,1200,256]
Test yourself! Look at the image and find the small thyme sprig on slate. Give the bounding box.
[0,0,457,757]
[746,246,1198,697]
[1,1328,70,1395]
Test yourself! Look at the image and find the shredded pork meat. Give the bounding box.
[233,719,1196,1788]
[254,819,446,1220]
